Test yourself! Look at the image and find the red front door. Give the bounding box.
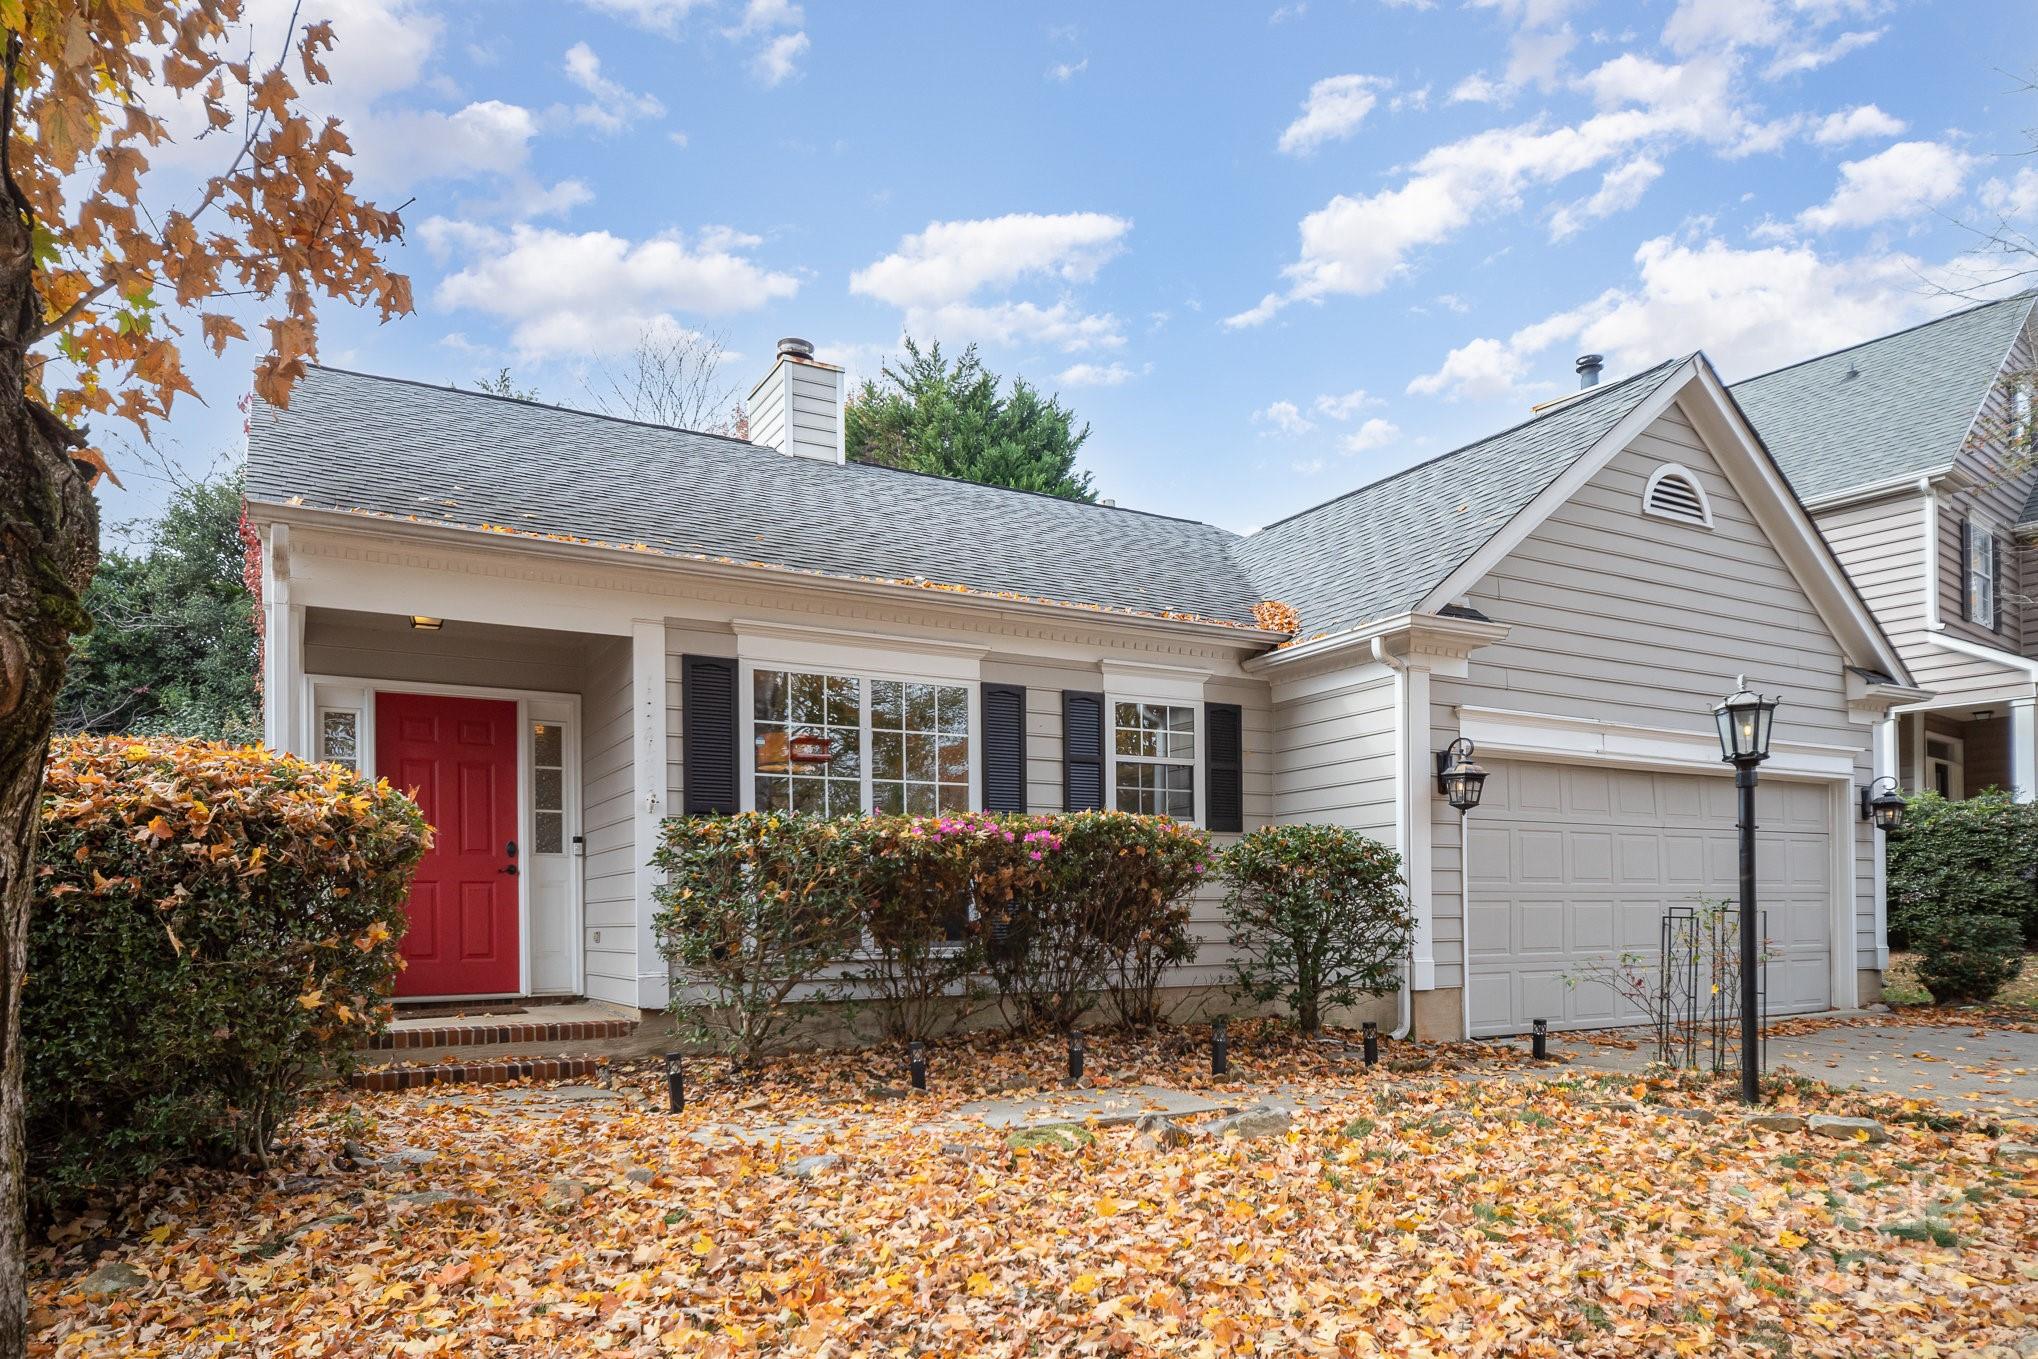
[377,692,520,997]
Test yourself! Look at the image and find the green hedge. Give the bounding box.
[28,736,428,1215]
[1887,790,2038,947]
[1911,913,2024,1004]
[653,810,1214,1053]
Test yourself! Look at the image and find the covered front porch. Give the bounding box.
[1891,691,2037,801]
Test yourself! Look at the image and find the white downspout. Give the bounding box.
[1918,476,1940,631]
[1459,822,1473,1041]
[1373,637,1417,1040]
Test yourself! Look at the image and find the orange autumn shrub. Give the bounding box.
[27,736,429,1214]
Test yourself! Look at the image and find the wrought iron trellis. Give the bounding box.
[1657,903,1767,1076]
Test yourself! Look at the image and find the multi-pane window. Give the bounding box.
[752,669,865,815]
[318,708,360,770]
[871,680,971,814]
[1968,522,1999,628]
[532,721,566,854]
[1112,701,1195,819]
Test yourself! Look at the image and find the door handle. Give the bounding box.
[501,864,518,876]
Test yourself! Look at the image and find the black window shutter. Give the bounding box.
[1062,690,1105,811]
[1959,517,1973,622]
[681,655,740,816]
[1205,702,1244,833]
[981,683,1028,812]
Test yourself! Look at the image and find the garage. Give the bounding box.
[1463,758,1837,1037]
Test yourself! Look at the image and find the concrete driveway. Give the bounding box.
[1554,1020,2038,1124]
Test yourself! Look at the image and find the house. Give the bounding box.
[244,339,1920,1038]
[1733,291,2038,805]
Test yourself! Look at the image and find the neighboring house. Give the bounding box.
[1734,291,2038,805]
[244,340,1919,1038]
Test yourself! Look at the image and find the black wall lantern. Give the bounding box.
[1859,777,1907,832]
[1435,737,1489,811]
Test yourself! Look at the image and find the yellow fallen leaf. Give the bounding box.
[1071,1273,1100,1296]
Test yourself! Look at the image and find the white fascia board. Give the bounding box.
[1456,705,1859,780]
[1801,469,1950,514]
[1923,629,2038,680]
[1243,611,1512,680]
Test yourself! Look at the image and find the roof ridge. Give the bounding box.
[293,363,1228,533]
[1731,290,2037,389]
[1246,355,1686,538]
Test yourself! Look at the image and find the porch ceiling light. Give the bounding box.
[1712,675,1778,766]
[1859,777,1907,832]
[409,615,443,631]
[1435,737,1488,812]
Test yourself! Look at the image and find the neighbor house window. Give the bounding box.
[1112,701,1196,819]
[318,708,360,770]
[1967,521,1999,627]
[749,667,971,816]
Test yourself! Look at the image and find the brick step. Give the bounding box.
[365,1016,638,1052]
[349,1055,607,1092]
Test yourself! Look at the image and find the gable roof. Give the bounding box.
[1730,291,2036,505]
[244,366,1268,629]
[1233,358,1687,638]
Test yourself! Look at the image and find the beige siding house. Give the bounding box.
[1734,291,2038,808]
[245,340,1917,1039]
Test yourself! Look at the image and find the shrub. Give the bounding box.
[1887,790,2038,946]
[1069,813,1214,1029]
[837,813,1063,1043]
[1910,913,2024,1004]
[28,736,428,1215]
[1220,824,1412,1034]
[653,812,863,1064]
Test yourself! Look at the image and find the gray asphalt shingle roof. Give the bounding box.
[1729,292,2036,505]
[245,366,1269,627]
[1232,358,1687,638]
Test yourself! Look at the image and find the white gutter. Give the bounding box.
[1372,636,1418,1041]
[1800,466,1954,515]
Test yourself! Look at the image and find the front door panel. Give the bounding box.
[377,692,519,997]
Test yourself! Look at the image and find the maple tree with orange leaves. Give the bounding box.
[0,5,408,1350]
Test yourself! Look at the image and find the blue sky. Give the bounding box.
[114,0,2034,536]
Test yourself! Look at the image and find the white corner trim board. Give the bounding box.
[1455,706,1859,780]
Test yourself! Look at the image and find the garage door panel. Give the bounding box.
[1470,759,1833,1036]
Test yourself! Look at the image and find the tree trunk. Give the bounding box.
[0,180,99,1356]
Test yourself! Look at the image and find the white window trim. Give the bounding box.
[1105,694,1206,826]
[1641,462,1714,529]
[1967,520,1999,628]
[735,658,982,817]
[1925,732,1965,800]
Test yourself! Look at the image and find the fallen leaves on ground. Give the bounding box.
[28,1022,2038,1357]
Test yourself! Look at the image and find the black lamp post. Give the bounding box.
[1859,777,1907,832]
[1713,677,1779,1105]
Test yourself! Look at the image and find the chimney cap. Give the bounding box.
[777,337,816,361]
[1574,354,1604,390]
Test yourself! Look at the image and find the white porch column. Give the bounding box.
[630,619,671,1011]
[259,524,305,755]
[1872,715,1898,970]
[1388,659,1436,991]
[2011,696,2037,804]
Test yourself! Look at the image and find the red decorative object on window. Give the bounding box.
[788,733,835,765]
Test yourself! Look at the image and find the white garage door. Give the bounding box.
[1464,759,1835,1037]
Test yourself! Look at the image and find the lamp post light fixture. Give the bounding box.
[1210,1018,1228,1077]
[1361,1020,1379,1067]
[907,1041,928,1092]
[1713,676,1780,1105]
[1859,777,1908,833]
[1435,737,1489,812]
[1067,1031,1086,1083]
[665,1051,684,1114]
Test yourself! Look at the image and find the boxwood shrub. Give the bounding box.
[1910,913,2025,1004]
[1887,789,2038,946]
[28,736,428,1215]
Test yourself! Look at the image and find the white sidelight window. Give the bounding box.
[749,667,971,815]
[1111,700,1196,820]
[317,707,361,769]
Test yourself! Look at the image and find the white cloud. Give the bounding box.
[1278,74,1388,155]
[752,31,810,86]
[1662,0,1787,54]
[1312,389,1376,419]
[1047,58,1088,82]
[580,0,710,35]
[1408,234,1953,400]
[1763,27,1883,78]
[1981,167,2038,224]
[523,178,595,218]
[1813,104,1906,145]
[1548,155,1662,238]
[1505,25,1576,89]
[1449,73,1507,104]
[1797,140,1975,232]
[425,220,800,358]
[726,0,801,34]
[1291,456,1328,476]
[1341,417,1400,452]
[1253,400,1317,436]
[1269,3,1307,22]
[563,42,665,133]
[852,213,1131,351]
[352,99,540,189]
[1058,361,1141,387]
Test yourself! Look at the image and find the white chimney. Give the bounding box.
[747,337,845,464]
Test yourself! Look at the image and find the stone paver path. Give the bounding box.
[1553,1021,2038,1124]
[954,1083,1231,1129]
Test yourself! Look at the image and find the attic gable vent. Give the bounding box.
[1642,463,1713,529]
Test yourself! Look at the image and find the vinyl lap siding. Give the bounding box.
[579,636,637,1006]
[1271,676,1397,832]
[1438,403,1881,975]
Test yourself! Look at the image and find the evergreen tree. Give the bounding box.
[56,472,258,741]
[845,340,1097,501]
